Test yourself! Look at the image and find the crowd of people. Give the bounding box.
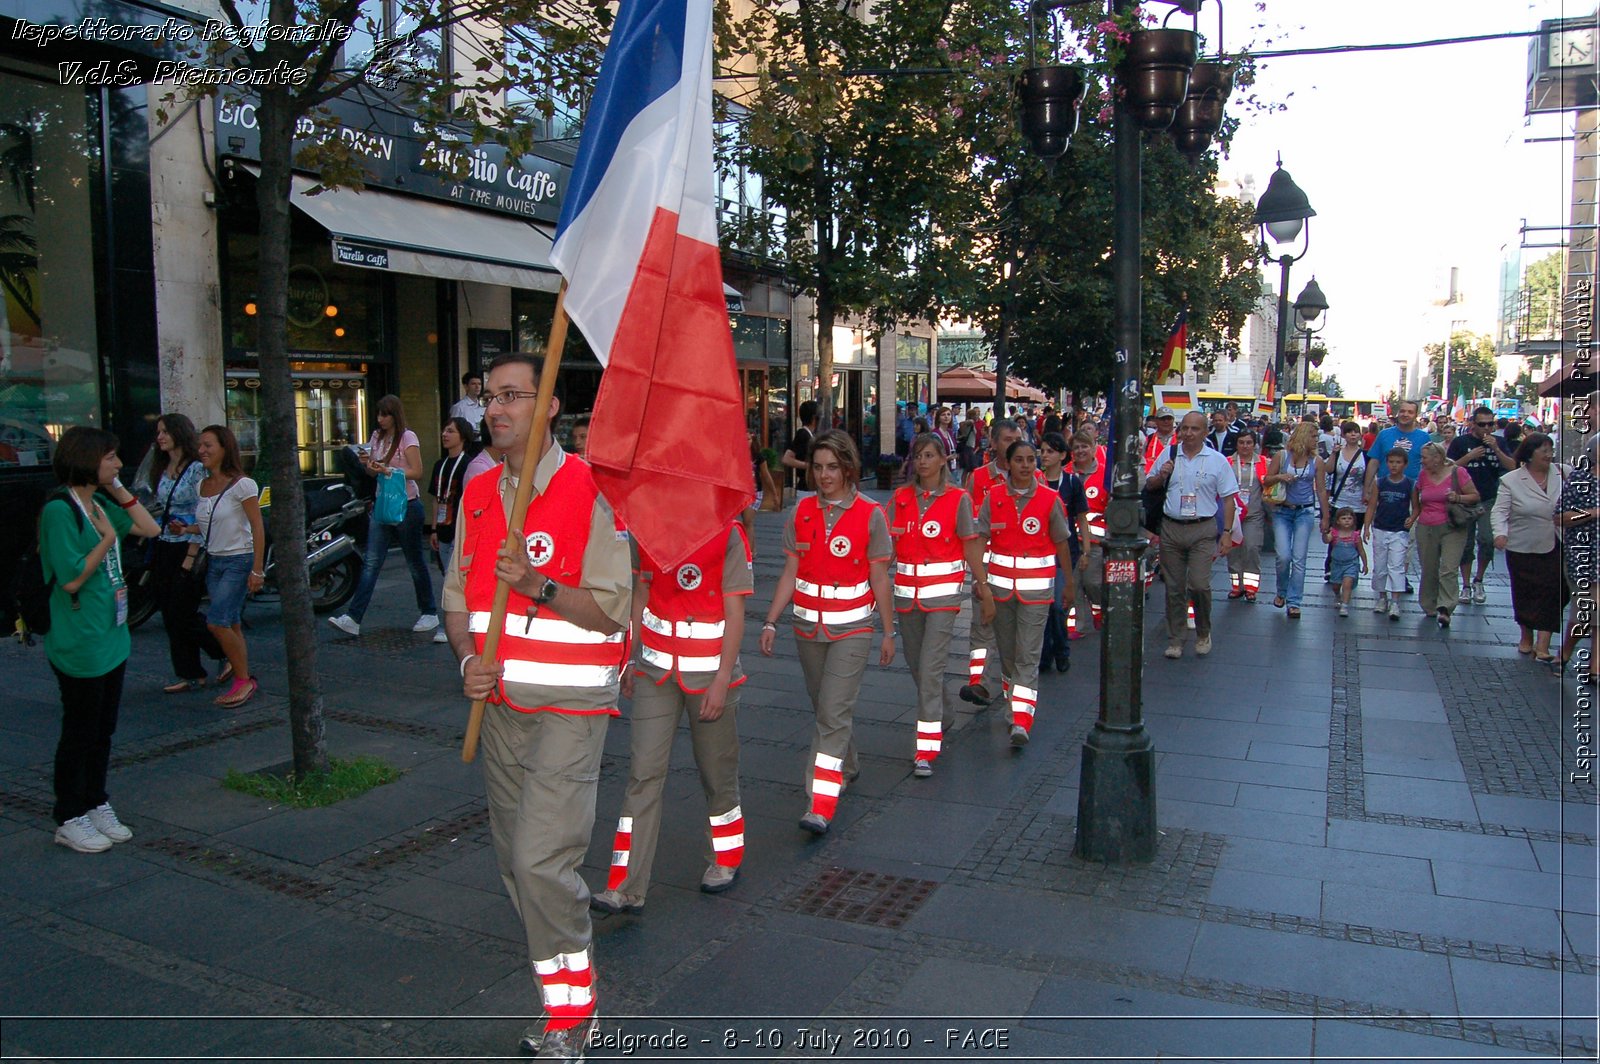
[26,368,1598,1059]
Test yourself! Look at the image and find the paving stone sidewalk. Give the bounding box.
[1,489,1597,1061]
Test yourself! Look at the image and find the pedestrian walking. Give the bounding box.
[890,433,990,779]
[977,439,1074,744]
[1557,434,1600,683]
[1226,429,1268,601]
[444,354,631,1058]
[1037,431,1090,673]
[1264,422,1327,620]
[1363,448,1415,621]
[1068,428,1108,633]
[1413,442,1481,628]
[594,523,752,914]
[781,400,819,498]
[759,430,894,834]
[932,406,959,475]
[1147,412,1240,657]
[147,413,228,693]
[1492,433,1567,661]
[37,426,159,853]
[959,419,1026,707]
[1448,406,1516,604]
[176,426,266,708]
[329,395,439,637]
[1321,421,1368,586]
[1324,507,1369,616]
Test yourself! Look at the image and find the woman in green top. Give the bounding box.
[38,427,159,854]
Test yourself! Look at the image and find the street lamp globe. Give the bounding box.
[1252,160,1316,246]
[1294,276,1328,326]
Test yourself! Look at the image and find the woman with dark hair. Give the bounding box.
[1227,429,1269,601]
[1037,430,1087,673]
[759,430,894,834]
[1414,441,1481,628]
[329,394,438,637]
[426,416,475,645]
[148,412,228,693]
[39,426,159,852]
[932,406,959,474]
[1493,432,1568,660]
[978,438,1074,748]
[178,425,266,707]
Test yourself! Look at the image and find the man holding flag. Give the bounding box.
[445,0,752,1052]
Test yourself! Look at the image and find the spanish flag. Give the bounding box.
[1155,310,1188,381]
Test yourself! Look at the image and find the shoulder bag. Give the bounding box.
[183,477,238,583]
[1446,466,1486,529]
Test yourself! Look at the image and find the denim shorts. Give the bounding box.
[205,553,253,627]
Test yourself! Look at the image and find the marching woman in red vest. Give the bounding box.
[1068,428,1108,636]
[760,430,895,835]
[960,419,1028,705]
[890,433,992,779]
[592,523,753,916]
[1227,429,1269,600]
[978,439,1075,748]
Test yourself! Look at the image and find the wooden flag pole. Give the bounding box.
[462,283,572,763]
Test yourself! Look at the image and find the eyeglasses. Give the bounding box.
[1475,421,1495,428]
[484,390,538,407]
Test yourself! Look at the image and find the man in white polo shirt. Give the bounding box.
[1146,411,1240,659]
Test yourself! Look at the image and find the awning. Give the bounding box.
[281,172,562,292]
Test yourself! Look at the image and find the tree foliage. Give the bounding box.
[1523,251,1562,342]
[1305,370,1341,397]
[1426,330,1498,400]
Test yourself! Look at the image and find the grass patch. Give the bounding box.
[223,756,402,808]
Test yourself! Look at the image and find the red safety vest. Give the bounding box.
[792,496,880,639]
[1232,454,1268,520]
[985,484,1060,605]
[638,525,750,693]
[1144,433,1178,474]
[1078,451,1109,543]
[889,486,967,613]
[460,456,627,713]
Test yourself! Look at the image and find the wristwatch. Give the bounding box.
[536,578,559,605]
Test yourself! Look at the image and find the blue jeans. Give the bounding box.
[348,497,436,622]
[1039,551,1077,666]
[1272,505,1318,607]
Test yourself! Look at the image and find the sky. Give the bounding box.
[1213,0,1588,397]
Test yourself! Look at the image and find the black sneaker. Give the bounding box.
[1054,655,1070,673]
[958,684,992,706]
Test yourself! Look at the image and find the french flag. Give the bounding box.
[550,0,752,568]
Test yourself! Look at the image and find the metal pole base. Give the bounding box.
[1073,721,1157,863]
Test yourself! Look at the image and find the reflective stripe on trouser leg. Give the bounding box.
[967,646,986,685]
[900,607,954,765]
[811,753,844,818]
[709,806,744,868]
[1243,572,1260,591]
[968,586,1000,692]
[533,949,595,1027]
[797,635,870,821]
[610,679,696,898]
[992,597,1047,735]
[605,816,633,891]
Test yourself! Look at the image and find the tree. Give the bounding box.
[158,0,604,777]
[1426,330,1498,400]
[1523,251,1562,342]
[1305,370,1341,397]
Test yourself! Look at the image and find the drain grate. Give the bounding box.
[784,865,937,928]
[112,718,278,767]
[328,627,435,655]
[326,709,457,742]
[358,808,490,870]
[143,836,334,900]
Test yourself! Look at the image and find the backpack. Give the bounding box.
[1140,443,1179,536]
[12,490,82,641]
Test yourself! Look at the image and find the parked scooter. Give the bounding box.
[255,479,367,614]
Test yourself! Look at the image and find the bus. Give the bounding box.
[1279,394,1383,422]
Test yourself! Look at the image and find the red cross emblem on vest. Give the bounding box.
[829,534,852,557]
[1022,516,1042,536]
[921,519,941,538]
[526,531,555,568]
[677,564,703,591]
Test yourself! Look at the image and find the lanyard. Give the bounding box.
[69,491,121,585]
[435,453,465,500]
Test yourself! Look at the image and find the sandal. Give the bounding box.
[216,661,235,685]
[1287,607,1301,620]
[163,678,205,694]
[1534,653,1558,666]
[1516,644,1534,655]
[215,677,258,708]
[1273,597,1286,609]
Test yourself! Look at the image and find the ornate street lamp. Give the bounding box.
[1291,277,1329,408]
[1253,158,1316,420]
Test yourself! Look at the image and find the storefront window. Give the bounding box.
[830,325,873,366]
[224,228,386,359]
[897,374,928,412]
[513,287,601,419]
[896,334,931,370]
[0,71,100,469]
[225,368,369,476]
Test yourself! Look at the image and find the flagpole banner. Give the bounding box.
[1154,385,1199,414]
[1254,366,1276,416]
[1154,310,1188,383]
[550,0,752,568]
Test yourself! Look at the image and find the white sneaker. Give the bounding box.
[431,628,449,644]
[328,614,360,636]
[1164,642,1183,660]
[1195,635,1212,656]
[1338,604,1348,617]
[54,815,112,854]
[1388,600,1400,620]
[1472,581,1487,605]
[1373,596,1388,614]
[412,614,440,633]
[86,803,132,843]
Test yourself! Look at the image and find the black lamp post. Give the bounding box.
[1253,159,1316,420]
[1291,276,1328,404]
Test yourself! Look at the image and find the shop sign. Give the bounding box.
[333,241,390,269]
[215,88,568,224]
[286,264,330,328]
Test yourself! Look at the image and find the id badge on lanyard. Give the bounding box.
[114,586,128,627]
[1176,458,1197,517]
[435,503,449,525]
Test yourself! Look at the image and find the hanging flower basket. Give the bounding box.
[1017,65,1089,159]
[1171,61,1235,157]
[1117,28,1198,131]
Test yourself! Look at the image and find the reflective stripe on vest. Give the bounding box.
[468,611,623,688]
[793,577,875,625]
[639,606,726,674]
[986,486,1059,603]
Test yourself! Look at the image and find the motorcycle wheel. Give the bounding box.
[126,574,161,630]
[309,555,360,614]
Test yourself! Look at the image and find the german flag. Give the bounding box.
[1155,310,1187,381]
